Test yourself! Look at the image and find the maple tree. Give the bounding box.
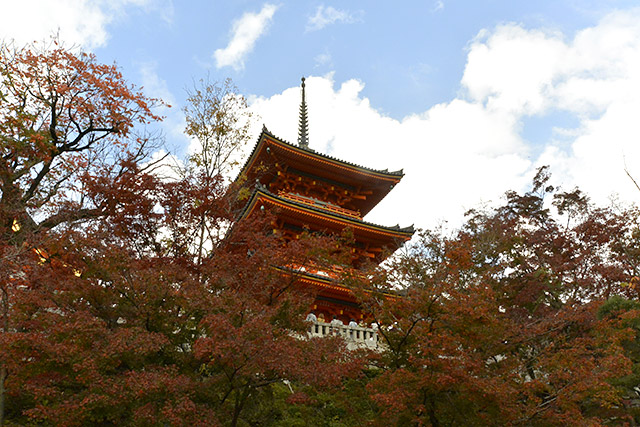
[598,296,640,422]
[348,167,640,425]
[5,39,640,427]
[0,40,360,426]
[0,38,163,425]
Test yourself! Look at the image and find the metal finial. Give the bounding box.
[297,77,309,148]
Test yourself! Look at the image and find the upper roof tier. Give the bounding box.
[236,127,405,216]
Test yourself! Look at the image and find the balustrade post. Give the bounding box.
[306,320,379,349]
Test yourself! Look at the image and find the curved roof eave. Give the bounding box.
[239,187,415,238]
[235,127,405,183]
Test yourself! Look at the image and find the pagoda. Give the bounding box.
[235,78,414,323]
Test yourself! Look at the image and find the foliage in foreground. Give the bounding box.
[2,40,640,426]
[352,167,640,426]
[0,40,361,426]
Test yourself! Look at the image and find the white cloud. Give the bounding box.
[139,62,177,107]
[462,9,640,204]
[433,1,444,12]
[137,62,188,148]
[249,9,640,231]
[314,51,332,67]
[463,26,568,116]
[214,3,279,71]
[0,0,171,49]
[306,5,361,32]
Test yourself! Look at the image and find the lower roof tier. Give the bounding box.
[279,266,399,322]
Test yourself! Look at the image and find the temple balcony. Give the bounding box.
[307,321,379,350]
[278,191,362,219]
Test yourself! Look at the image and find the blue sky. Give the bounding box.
[3,1,640,229]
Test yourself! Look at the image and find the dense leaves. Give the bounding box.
[350,166,640,425]
[4,40,640,426]
[0,41,360,426]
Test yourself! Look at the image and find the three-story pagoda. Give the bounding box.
[235,78,414,323]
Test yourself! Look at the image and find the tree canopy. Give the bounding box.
[0,40,360,426]
[2,41,640,426]
[351,166,640,425]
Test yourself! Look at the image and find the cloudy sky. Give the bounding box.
[3,0,640,230]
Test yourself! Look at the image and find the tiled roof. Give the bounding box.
[235,126,404,182]
[240,185,415,236]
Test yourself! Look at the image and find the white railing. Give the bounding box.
[308,321,378,350]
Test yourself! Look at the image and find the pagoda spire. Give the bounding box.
[297,77,309,148]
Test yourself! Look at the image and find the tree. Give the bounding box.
[2,185,362,425]
[9,38,640,426]
[0,39,162,241]
[353,167,638,425]
[0,41,361,426]
[183,76,252,180]
[0,38,162,426]
[598,295,640,423]
[182,76,254,264]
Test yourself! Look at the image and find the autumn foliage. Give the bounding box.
[0,41,360,426]
[353,167,640,425]
[3,41,640,426]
